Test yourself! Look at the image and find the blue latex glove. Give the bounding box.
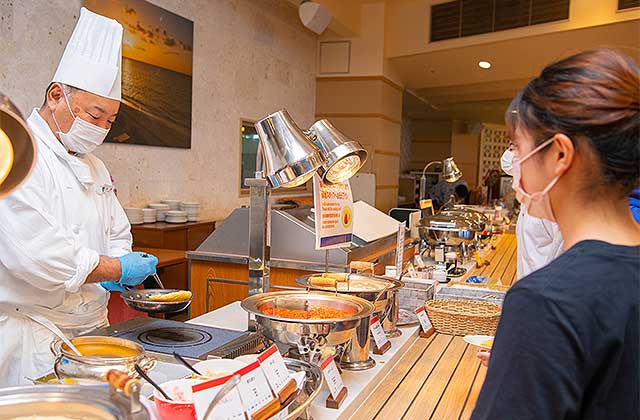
[118,252,159,287]
[100,281,126,292]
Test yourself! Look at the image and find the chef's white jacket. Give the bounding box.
[516,204,564,279]
[0,109,132,386]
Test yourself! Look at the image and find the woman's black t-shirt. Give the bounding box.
[472,240,639,420]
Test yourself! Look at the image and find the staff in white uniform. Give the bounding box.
[0,8,158,386]
[500,147,564,278]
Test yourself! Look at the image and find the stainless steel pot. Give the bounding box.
[0,384,149,419]
[50,336,156,384]
[241,291,374,364]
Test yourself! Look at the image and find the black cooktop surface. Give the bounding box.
[88,317,246,359]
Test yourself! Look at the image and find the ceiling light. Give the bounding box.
[478,61,491,69]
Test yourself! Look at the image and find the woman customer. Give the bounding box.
[471,49,639,419]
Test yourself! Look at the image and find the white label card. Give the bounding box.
[414,255,426,268]
[415,306,433,332]
[236,361,276,415]
[407,262,418,278]
[370,316,389,349]
[320,356,344,400]
[192,375,246,420]
[258,344,291,393]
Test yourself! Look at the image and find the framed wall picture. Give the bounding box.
[84,0,193,148]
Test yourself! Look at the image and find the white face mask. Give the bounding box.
[512,137,562,222]
[51,92,109,154]
[500,149,515,176]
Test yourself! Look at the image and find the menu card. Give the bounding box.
[192,374,246,420]
[258,344,290,394]
[415,306,435,339]
[235,361,277,415]
[370,316,389,349]
[320,356,344,400]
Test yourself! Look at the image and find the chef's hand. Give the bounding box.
[99,281,126,293]
[477,349,491,367]
[117,252,158,287]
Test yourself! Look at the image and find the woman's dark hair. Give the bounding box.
[506,48,639,195]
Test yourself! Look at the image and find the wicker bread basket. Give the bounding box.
[425,299,501,336]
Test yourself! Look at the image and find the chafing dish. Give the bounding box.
[50,336,155,384]
[295,273,404,370]
[295,274,403,328]
[241,291,374,365]
[418,213,477,246]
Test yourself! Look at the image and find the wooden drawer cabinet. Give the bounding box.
[131,220,215,251]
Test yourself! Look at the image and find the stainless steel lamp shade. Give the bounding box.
[254,109,325,189]
[308,119,367,184]
[0,94,36,199]
[442,157,462,182]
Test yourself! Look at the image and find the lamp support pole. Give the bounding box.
[419,160,441,201]
[246,168,271,297]
[245,173,271,331]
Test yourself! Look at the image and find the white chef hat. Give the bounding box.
[51,7,123,101]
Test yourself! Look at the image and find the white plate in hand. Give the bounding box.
[463,335,494,349]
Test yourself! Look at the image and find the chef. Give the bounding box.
[0,8,157,386]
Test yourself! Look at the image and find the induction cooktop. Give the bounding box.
[88,317,262,360]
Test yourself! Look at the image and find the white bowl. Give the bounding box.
[192,359,248,379]
[166,210,187,217]
[161,200,182,210]
[233,354,259,365]
[149,203,170,210]
[154,378,203,404]
[124,207,143,215]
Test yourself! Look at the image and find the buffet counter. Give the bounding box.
[185,234,517,420]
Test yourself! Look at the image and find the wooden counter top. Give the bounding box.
[353,233,518,420]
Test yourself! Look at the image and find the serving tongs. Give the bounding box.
[274,296,310,318]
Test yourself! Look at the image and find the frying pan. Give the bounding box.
[121,288,192,314]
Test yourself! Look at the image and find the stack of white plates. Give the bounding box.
[124,208,144,225]
[165,210,187,224]
[161,200,181,211]
[180,202,201,222]
[142,208,156,223]
[148,203,170,221]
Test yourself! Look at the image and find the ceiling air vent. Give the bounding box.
[430,0,571,43]
[618,0,640,10]
[431,1,461,41]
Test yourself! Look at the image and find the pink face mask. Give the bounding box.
[512,137,562,222]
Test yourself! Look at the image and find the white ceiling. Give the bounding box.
[398,20,640,122]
